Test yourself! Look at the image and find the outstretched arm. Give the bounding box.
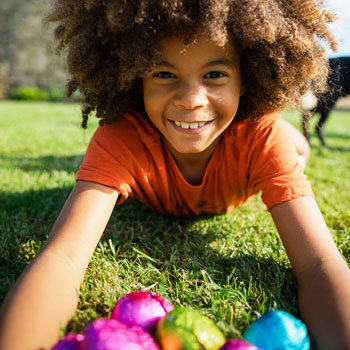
[270,196,350,349]
[0,181,119,350]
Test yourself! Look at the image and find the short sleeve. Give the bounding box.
[247,114,313,210]
[76,123,138,204]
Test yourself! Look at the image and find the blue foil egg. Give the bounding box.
[243,310,310,350]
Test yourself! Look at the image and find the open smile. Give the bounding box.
[168,119,214,132]
[173,121,209,129]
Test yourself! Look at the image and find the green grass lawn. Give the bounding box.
[0,101,349,345]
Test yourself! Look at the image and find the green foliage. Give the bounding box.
[47,85,65,102]
[8,85,65,102]
[0,102,349,348]
[9,86,49,101]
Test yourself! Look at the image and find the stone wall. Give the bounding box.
[0,0,67,97]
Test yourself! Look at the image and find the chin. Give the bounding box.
[173,145,208,155]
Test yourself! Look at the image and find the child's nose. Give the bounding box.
[173,82,208,110]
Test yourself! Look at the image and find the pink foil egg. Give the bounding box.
[51,333,85,350]
[83,318,160,350]
[110,291,174,333]
[219,339,261,350]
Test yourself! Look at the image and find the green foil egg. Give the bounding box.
[156,307,226,350]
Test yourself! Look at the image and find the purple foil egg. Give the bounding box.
[219,339,261,350]
[110,291,174,333]
[83,318,160,350]
[51,333,85,350]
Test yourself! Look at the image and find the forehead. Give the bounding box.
[158,33,239,65]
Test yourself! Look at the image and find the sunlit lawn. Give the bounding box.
[0,101,349,347]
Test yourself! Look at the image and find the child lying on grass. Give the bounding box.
[0,0,349,349]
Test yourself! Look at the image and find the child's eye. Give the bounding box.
[153,72,176,79]
[204,71,227,79]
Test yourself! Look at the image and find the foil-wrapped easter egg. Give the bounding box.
[51,333,85,350]
[111,291,174,333]
[243,310,310,350]
[156,307,226,350]
[84,318,160,350]
[219,339,261,350]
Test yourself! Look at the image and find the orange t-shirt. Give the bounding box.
[76,111,313,216]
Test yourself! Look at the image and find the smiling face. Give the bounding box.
[142,33,243,160]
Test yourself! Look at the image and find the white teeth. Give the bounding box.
[174,121,207,129]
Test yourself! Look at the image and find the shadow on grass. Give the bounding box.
[308,136,350,152]
[324,146,350,152]
[0,154,84,173]
[323,132,350,140]
[0,187,297,337]
[309,144,350,152]
[0,186,73,302]
[107,198,297,305]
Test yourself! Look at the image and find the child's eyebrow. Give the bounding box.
[203,59,235,69]
[156,61,176,68]
[155,59,234,69]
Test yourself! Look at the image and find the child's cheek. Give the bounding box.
[143,82,173,112]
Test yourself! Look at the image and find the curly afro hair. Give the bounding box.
[46,0,337,128]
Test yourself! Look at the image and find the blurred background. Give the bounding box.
[0,0,349,105]
[0,0,66,101]
[324,0,350,58]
